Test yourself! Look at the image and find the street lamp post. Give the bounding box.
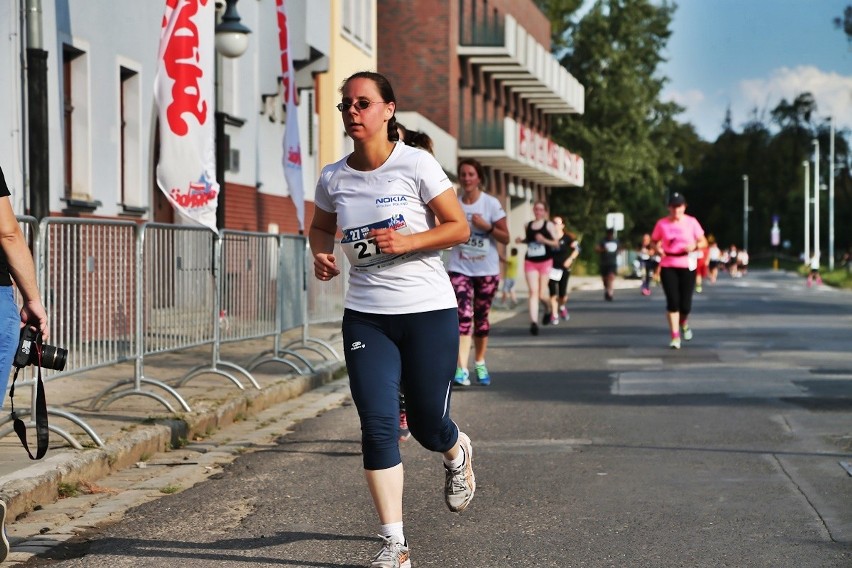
[742,175,749,252]
[803,161,810,265]
[812,139,820,266]
[829,117,835,270]
[214,0,251,230]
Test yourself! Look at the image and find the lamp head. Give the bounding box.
[215,0,251,58]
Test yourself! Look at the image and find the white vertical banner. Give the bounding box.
[154,0,218,232]
[276,0,305,232]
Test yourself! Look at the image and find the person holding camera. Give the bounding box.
[0,164,50,561]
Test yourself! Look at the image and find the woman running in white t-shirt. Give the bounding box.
[309,71,475,568]
[447,158,509,387]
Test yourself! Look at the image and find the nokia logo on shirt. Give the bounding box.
[376,195,408,206]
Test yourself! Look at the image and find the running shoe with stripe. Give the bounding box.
[474,362,491,386]
[445,431,476,512]
[453,367,470,387]
[670,337,682,349]
[398,410,411,442]
[371,535,410,568]
[681,325,693,341]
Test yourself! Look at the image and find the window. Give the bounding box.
[62,44,91,201]
[341,0,372,53]
[120,66,143,210]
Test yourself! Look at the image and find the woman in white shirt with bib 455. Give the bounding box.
[447,158,509,387]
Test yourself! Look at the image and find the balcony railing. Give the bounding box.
[457,117,584,187]
[459,2,505,47]
[459,120,505,150]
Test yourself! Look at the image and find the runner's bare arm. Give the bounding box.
[371,188,469,254]
[309,207,340,281]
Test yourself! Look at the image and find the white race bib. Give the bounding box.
[549,268,564,281]
[340,214,419,273]
[688,251,698,271]
[527,242,546,258]
[459,234,491,256]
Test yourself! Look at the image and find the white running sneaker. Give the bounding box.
[371,535,410,568]
[445,431,476,512]
[681,325,693,341]
[670,337,682,349]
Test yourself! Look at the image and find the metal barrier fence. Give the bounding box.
[301,240,347,361]
[91,223,216,412]
[1,219,346,449]
[0,218,107,448]
[247,235,315,374]
[307,241,349,326]
[148,225,261,394]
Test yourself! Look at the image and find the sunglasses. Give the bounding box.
[336,100,386,112]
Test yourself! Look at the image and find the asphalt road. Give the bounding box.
[19,270,852,567]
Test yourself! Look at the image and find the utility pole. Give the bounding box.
[829,117,835,270]
[812,139,820,265]
[742,175,749,252]
[803,161,810,265]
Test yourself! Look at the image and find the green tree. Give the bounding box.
[541,0,689,253]
[534,0,585,56]
[535,0,852,262]
[834,5,852,48]
[680,93,851,260]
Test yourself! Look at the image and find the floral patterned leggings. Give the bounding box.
[449,273,500,337]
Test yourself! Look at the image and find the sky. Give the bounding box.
[659,0,851,141]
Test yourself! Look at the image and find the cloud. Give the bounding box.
[664,88,705,108]
[739,66,852,129]
[663,67,852,140]
[662,87,724,139]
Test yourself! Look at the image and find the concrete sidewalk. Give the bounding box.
[0,323,347,523]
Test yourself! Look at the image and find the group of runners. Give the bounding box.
[309,71,715,567]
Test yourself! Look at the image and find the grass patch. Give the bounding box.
[159,484,181,494]
[58,482,80,499]
[822,268,852,289]
[795,265,852,289]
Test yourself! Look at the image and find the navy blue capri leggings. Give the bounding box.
[342,308,460,470]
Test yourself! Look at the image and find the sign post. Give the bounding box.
[771,215,781,271]
[606,212,624,237]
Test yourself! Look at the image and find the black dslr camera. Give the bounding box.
[13,326,67,371]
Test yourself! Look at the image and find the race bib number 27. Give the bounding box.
[340,214,418,273]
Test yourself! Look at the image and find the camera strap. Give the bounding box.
[9,353,49,460]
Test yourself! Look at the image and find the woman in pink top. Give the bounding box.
[650,193,708,349]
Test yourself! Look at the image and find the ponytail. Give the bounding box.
[388,115,399,142]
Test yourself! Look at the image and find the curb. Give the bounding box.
[0,360,347,521]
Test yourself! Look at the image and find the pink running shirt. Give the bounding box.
[651,215,705,269]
